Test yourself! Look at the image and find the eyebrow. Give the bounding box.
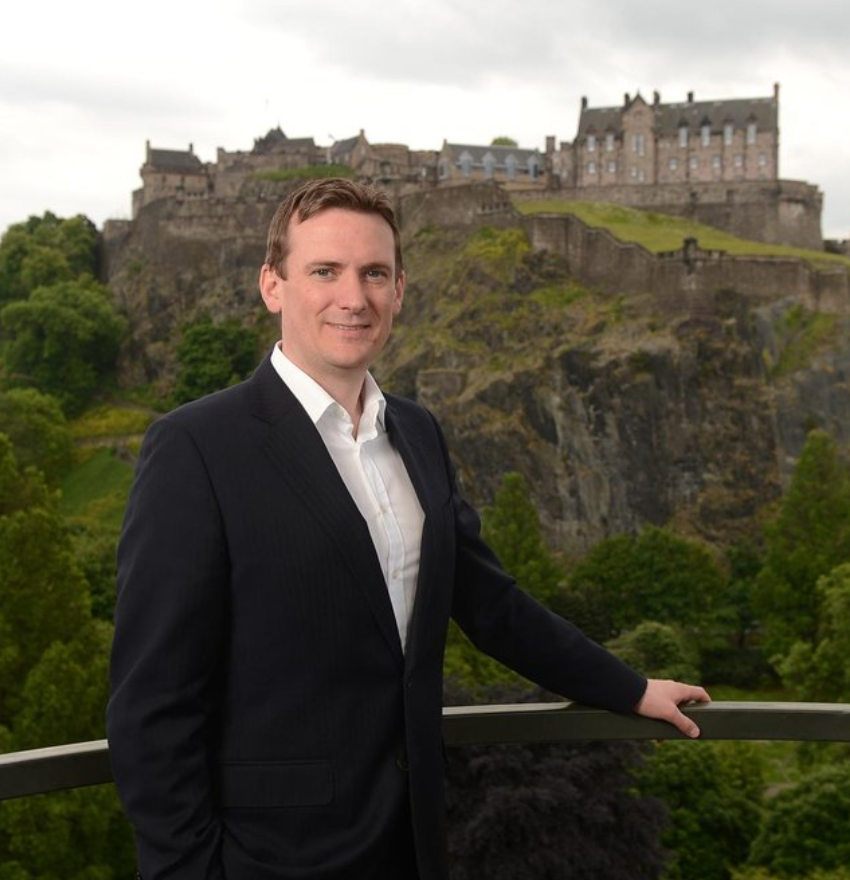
[304,260,393,274]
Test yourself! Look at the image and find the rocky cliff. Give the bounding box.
[104,196,850,555]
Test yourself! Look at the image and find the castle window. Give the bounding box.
[527,155,540,179]
[607,160,616,173]
[482,152,496,178]
[723,123,734,146]
[438,158,450,179]
[701,124,711,147]
[587,134,597,152]
[587,160,597,175]
[638,168,646,182]
[505,154,518,181]
[712,154,721,169]
[690,156,699,170]
[747,122,757,144]
[758,152,768,167]
[734,154,743,168]
[459,151,473,177]
[669,157,678,171]
[678,125,688,148]
[605,132,615,152]
[630,166,637,179]
[631,133,646,156]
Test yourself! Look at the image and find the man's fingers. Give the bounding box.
[670,707,701,739]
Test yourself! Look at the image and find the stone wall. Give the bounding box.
[513,179,823,250]
[520,210,849,316]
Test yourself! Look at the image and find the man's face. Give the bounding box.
[259,208,404,389]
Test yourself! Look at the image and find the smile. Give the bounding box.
[328,323,370,331]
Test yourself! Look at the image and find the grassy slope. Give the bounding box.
[516,199,850,269]
[60,404,155,530]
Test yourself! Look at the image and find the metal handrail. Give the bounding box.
[2,701,849,801]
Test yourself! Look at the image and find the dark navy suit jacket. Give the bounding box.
[107,355,646,879]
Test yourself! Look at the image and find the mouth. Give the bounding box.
[328,322,370,332]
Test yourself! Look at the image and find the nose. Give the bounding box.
[336,273,368,312]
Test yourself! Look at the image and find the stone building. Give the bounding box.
[554,85,780,188]
[132,141,210,217]
[438,142,546,188]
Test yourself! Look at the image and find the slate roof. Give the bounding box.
[578,94,778,138]
[330,135,361,158]
[252,127,316,154]
[445,143,541,168]
[147,149,205,173]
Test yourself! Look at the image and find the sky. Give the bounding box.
[1,0,849,239]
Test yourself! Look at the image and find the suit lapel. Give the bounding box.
[247,357,404,662]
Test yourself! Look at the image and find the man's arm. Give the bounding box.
[107,417,228,879]
[428,413,710,731]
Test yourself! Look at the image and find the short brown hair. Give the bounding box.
[264,178,403,280]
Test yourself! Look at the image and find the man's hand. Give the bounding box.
[634,679,711,738]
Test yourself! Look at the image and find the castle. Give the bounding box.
[129,84,823,250]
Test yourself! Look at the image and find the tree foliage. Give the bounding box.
[747,763,850,877]
[636,741,765,880]
[1,279,126,415]
[606,621,700,683]
[753,430,850,660]
[173,318,259,404]
[445,682,666,880]
[491,136,519,147]
[0,212,98,304]
[779,562,850,700]
[0,437,135,875]
[563,527,726,644]
[0,388,73,485]
[480,472,564,607]
[445,472,565,689]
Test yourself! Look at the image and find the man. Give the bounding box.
[108,178,709,880]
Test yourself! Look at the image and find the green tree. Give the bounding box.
[480,472,564,607]
[0,212,98,304]
[563,527,726,643]
[607,621,700,682]
[753,430,850,660]
[748,763,850,877]
[1,278,126,415]
[445,472,565,689]
[0,437,135,876]
[779,562,850,700]
[637,741,765,880]
[0,388,74,485]
[173,318,259,404]
[491,136,518,147]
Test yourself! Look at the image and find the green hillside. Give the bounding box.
[515,199,850,269]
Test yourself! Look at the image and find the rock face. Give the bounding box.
[104,197,850,554]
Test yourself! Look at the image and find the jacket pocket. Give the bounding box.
[218,759,333,808]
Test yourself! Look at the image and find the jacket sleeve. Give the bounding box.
[107,417,228,879]
[433,417,647,713]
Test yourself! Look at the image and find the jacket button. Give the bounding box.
[396,753,409,772]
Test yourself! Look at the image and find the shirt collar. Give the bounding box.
[270,344,386,432]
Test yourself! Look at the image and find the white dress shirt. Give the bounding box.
[271,345,425,651]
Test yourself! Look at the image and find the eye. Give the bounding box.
[365,268,390,281]
[312,267,334,278]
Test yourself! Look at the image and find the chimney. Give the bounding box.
[687,91,694,103]
[581,96,588,110]
[189,142,194,154]
[653,90,660,106]
[145,139,151,161]
[774,82,780,102]
[624,92,631,106]
[545,135,556,153]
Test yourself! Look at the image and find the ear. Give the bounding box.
[259,264,283,314]
[392,271,405,316]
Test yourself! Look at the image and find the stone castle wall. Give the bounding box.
[400,183,848,316]
[513,179,823,250]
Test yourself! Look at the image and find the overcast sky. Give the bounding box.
[2,0,849,239]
